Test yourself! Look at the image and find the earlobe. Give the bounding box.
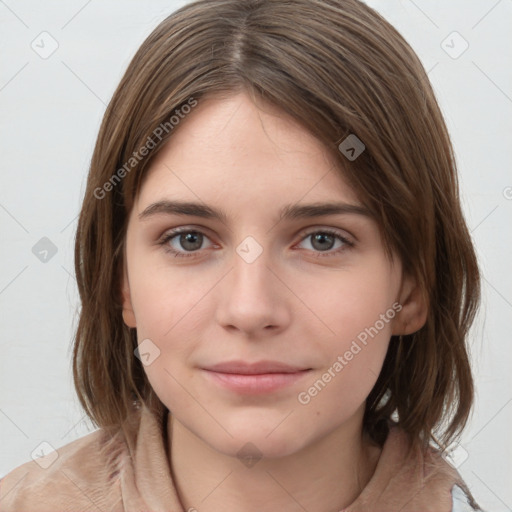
[121,267,137,328]
[392,273,428,336]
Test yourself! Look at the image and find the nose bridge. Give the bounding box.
[215,232,290,334]
[231,233,276,300]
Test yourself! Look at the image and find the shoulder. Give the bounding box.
[0,425,128,511]
[451,483,483,511]
[381,423,483,512]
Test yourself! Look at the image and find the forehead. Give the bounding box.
[135,92,361,214]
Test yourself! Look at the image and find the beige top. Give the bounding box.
[0,401,473,511]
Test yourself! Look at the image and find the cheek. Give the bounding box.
[129,259,219,338]
[127,261,219,402]
[296,260,396,404]
[305,256,397,344]
[296,303,393,429]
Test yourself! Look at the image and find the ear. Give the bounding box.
[121,263,137,328]
[392,272,428,336]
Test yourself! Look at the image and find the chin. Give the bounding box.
[202,416,306,460]
[211,432,303,461]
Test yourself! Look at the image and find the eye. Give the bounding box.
[295,228,354,257]
[158,228,214,258]
[157,227,354,259]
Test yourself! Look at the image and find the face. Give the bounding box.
[121,91,424,459]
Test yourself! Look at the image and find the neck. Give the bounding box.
[167,408,381,512]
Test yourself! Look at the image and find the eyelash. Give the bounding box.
[157,227,354,259]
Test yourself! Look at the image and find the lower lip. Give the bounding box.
[202,369,312,394]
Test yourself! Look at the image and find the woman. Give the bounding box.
[0,0,482,510]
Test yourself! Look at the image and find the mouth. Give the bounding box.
[200,360,313,394]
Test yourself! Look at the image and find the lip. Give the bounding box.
[202,360,311,374]
[201,360,312,395]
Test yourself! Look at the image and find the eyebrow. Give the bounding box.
[138,200,372,224]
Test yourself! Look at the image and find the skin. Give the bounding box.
[121,91,427,512]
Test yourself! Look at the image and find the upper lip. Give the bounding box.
[202,360,311,374]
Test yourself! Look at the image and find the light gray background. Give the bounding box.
[1,1,511,510]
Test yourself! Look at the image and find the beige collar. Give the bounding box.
[0,401,463,511]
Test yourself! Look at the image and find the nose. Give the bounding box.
[214,242,291,338]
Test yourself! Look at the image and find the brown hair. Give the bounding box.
[73,0,480,457]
